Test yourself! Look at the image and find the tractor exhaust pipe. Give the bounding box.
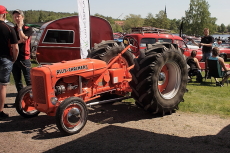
[86,96,131,107]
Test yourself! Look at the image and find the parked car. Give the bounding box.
[218,46,230,61]
[183,48,203,61]
[113,33,124,42]
[186,41,199,49]
[122,27,201,62]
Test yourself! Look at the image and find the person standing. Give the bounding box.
[0,5,19,118]
[192,28,214,77]
[12,10,33,93]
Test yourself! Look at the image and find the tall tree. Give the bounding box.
[123,14,144,33]
[183,0,216,36]
[111,24,123,33]
[169,19,181,33]
[220,23,226,33]
[227,24,230,33]
[155,10,169,29]
[143,13,156,27]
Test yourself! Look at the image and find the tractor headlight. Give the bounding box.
[51,97,58,105]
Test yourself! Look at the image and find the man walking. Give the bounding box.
[12,9,33,93]
[0,5,18,118]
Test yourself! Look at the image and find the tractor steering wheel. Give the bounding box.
[123,36,139,54]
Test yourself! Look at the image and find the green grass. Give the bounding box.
[123,80,230,118]
[180,80,230,117]
[179,60,230,117]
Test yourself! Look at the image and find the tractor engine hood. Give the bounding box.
[31,58,108,79]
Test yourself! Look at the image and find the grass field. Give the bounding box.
[181,60,230,117]
[181,80,230,118]
[10,60,230,118]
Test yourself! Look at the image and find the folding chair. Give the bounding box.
[206,58,229,86]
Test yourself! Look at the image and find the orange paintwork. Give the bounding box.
[30,54,132,115]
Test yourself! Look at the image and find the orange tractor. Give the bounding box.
[15,39,188,135]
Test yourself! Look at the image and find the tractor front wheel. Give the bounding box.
[56,97,88,135]
[15,85,40,118]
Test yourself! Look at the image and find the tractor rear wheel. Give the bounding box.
[129,43,188,115]
[56,97,88,135]
[88,40,134,99]
[87,40,134,66]
[15,85,40,118]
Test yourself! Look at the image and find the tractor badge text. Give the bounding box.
[56,65,88,75]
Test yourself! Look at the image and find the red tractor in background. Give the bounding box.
[15,20,188,135]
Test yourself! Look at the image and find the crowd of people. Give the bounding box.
[0,5,33,119]
[187,28,230,86]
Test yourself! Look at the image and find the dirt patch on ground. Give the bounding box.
[0,85,230,153]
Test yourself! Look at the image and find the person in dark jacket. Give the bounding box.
[0,5,19,118]
[12,9,33,93]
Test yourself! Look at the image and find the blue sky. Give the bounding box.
[2,0,229,25]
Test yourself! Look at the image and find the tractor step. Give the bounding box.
[86,96,131,107]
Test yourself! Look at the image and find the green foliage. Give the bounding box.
[155,10,170,29]
[170,19,181,33]
[220,23,226,33]
[6,10,78,24]
[183,0,217,36]
[227,25,230,33]
[123,14,144,33]
[111,24,123,33]
[5,7,229,35]
[143,13,156,27]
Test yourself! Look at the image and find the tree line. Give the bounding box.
[6,10,78,23]
[5,0,229,36]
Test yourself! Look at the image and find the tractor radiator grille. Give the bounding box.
[33,76,46,104]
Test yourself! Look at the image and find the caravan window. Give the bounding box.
[43,30,74,44]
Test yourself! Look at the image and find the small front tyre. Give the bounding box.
[15,85,40,118]
[56,97,88,135]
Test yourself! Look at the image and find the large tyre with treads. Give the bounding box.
[88,40,134,99]
[129,43,188,115]
[87,40,134,66]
